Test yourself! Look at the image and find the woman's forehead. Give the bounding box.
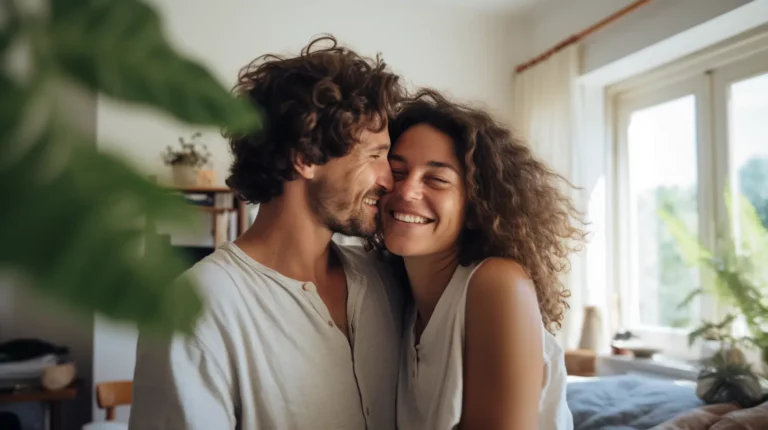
[391,124,460,167]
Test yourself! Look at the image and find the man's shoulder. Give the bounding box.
[177,244,257,311]
[336,244,406,304]
[335,243,390,277]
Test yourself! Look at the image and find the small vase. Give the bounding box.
[578,306,603,352]
[171,165,198,187]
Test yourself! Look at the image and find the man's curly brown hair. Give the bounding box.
[369,90,587,333]
[224,35,406,203]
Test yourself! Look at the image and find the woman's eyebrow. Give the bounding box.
[426,160,460,175]
[389,153,460,175]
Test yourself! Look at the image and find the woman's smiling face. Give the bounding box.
[380,123,467,258]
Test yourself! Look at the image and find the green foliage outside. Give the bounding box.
[660,186,768,374]
[643,156,768,329]
[0,0,262,335]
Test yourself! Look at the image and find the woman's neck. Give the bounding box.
[403,248,461,325]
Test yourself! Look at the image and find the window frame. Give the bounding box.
[613,75,714,360]
[607,30,768,360]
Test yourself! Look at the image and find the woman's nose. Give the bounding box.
[398,176,423,201]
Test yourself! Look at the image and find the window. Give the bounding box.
[611,36,768,358]
[729,73,768,231]
[627,95,699,329]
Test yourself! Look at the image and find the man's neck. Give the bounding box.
[403,248,460,325]
[234,196,337,284]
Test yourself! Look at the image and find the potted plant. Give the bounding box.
[661,189,768,406]
[162,132,212,187]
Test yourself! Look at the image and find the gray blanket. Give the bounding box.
[566,375,704,430]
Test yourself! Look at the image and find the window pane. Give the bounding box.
[731,73,768,230]
[627,95,699,328]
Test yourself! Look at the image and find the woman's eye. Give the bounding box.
[392,170,407,180]
[427,176,449,184]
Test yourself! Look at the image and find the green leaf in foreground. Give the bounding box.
[0,73,24,144]
[49,0,261,134]
[0,130,204,336]
[0,0,19,55]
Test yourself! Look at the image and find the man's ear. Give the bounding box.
[292,152,316,180]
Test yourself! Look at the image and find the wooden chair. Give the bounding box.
[95,381,133,421]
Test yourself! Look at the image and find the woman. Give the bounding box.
[372,90,586,429]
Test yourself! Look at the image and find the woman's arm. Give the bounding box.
[462,258,544,430]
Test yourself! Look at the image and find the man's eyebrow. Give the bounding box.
[372,143,390,152]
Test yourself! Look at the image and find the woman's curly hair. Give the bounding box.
[224,35,406,204]
[370,89,587,333]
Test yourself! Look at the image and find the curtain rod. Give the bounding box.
[515,0,653,74]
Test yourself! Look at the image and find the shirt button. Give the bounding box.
[328,320,334,327]
[302,282,315,292]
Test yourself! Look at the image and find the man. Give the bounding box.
[128,36,406,430]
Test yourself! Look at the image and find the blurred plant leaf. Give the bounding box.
[677,287,704,310]
[49,0,261,134]
[0,1,19,55]
[727,188,768,288]
[688,314,737,347]
[0,127,203,336]
[659,209,713,265]
[0,74,23,143]
[0,0,267,335]
[688,322,716,347]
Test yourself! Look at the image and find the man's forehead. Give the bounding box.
[357,127,391,149]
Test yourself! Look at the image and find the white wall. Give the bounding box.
[523,0,753,73]
[93,0,524,422]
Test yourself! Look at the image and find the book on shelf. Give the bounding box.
[181,193,214,207]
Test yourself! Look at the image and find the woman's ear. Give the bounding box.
[292,152,316,180]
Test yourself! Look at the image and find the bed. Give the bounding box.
[566,374,704,430]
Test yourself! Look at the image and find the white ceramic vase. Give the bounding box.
[578,306,604,352]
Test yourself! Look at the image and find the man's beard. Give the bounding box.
[307,177,378,238]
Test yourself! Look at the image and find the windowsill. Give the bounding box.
[596,354,700,381]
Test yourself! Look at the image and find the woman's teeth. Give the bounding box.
[393,212,430,224]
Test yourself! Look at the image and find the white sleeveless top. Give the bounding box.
[396,261,573,430]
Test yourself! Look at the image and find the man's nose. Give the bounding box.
[378,163,394,192]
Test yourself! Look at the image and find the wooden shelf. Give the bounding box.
[0,382,78,404]
[158,185,250,244]
[197,206,238,214]
[171,186,233,193]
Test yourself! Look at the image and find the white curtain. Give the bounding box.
[512,44,587,350]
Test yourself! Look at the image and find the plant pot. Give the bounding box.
[171,165,199,187]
